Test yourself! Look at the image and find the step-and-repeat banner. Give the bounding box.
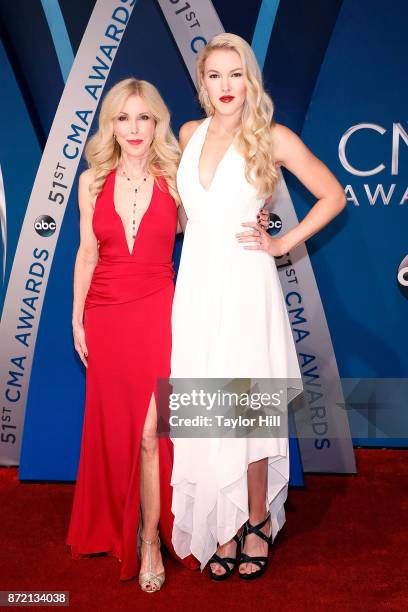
[0,0,406,479]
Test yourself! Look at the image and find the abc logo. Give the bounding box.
[34,215,56,237]
[267,213,283,236]
[397,255,408,299]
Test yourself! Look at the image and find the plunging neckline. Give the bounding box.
[112,168,155,256]
[197,117,236,193]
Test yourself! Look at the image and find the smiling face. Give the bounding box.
[112,94,156,158]
[202,48,247,116]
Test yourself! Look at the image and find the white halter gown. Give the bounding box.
[170,116,303,569]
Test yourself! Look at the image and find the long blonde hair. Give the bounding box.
[196,33,279,199]
[85,78,181,201]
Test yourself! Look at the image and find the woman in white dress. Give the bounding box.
[170,33,346,580]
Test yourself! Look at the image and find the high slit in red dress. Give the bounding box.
[66,168,198,580]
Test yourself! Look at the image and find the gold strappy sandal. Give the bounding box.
[138,531,165,593]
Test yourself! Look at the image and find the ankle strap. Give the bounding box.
[246,512,270,531]
[244,512,272,543]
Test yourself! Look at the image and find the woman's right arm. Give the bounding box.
[72,169,99,368]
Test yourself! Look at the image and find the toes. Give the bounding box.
[239,562,256,574]
[210,563,225,575]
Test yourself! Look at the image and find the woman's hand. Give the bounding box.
[73,320,88,368]
[257,207,270,231]
[236,222,287,257]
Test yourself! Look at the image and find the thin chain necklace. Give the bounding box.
[119,166,149,240]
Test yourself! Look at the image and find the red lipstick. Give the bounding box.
[219,96,235,103]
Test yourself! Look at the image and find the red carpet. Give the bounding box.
[1,449,407,611]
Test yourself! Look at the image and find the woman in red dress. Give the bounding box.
[66,78,199,592]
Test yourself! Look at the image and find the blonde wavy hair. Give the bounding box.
[85,78,181,202]
[196,33,280,199]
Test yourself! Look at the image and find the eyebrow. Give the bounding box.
[206,67,242,73]
[118,111,151,116]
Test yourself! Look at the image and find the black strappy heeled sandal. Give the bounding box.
[238,512,272,580]
[208,533,242,581]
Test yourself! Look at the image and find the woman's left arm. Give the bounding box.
[236,123,346,256]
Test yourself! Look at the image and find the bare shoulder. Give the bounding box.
[179,119,205,151]
[270,122,310,168]
[78,168,97,210]
[270,122,298,151]
[79,167,97,188]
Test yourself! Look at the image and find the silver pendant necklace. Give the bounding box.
[119,167,148,240]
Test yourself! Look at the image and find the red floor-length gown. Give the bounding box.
[66,168,198,580]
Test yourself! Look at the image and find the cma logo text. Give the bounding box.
[267,213,283,236]
[397,255,408,299]
[34,215,56,237]
[339,123,407,206]
[339,123,407,176]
